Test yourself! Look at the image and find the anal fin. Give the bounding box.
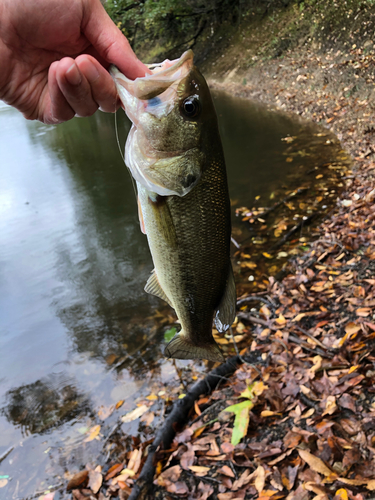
[214,263,236,333]
[145,269,173,308]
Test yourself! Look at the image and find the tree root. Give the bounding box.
[128,355,242,500]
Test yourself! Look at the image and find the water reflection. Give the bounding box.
[25,112,164,369]
[1,373,92,435]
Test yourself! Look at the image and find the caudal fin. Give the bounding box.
[164,332,224,362]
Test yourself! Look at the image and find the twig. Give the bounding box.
[236,312,277,330]
[127,355,242,500]
[288,334,334,358]
[313,238,345,251]
[260,187,308,217]
[191,400,224,424]
[270,213,316,250]
[173,360,188,390]
[0,446,14,465]
[230,327,262,375]
[103,421,122,447]
[111,327,160,371]
[231,236,241,249]
[293,325,328,350]
[236,296,274,308]
[15,483,64,500]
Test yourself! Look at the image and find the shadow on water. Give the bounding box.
[0,93,350,498]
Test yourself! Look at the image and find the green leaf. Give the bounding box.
[224,400,253,445]
[164,327,176,342]
[239,384,256,400]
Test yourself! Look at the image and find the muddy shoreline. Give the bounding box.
[208,45,375,182]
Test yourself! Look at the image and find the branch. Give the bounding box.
[128,355,242,500]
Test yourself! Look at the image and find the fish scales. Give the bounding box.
[139,151,230,346]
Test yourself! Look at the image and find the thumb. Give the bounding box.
[82,0,150,79]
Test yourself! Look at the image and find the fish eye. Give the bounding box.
[181,96,200,118]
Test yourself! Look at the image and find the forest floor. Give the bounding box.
[62,22,375,500]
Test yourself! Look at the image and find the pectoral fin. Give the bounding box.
[214,264,236,333]
[137,196,146,235]
[145,269,173,308]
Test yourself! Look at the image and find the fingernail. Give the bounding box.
[84,63,100,83]
[66,63,81,86]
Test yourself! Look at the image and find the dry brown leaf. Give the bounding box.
[188,465,211,476]
[105,463,123,481]
[84,425,101,442]
[254,466,266,494]
[261,410,281,417]
[334,489,349,500]
[322,396,337,416]
[338,477,375,490]
[356,307,371,317]
[66,470,89,491]
[88,469,103,494]
[344,322,361,335]
[298,449,335,478]
[232,469,252,490]
[218,465,235,478]
[121,405,149,423]
[0,479,8,489]
[292,313,306,322]
[180,443,195,470]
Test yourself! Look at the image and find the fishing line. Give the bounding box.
[114,107,138,201]
[229,327,262,376]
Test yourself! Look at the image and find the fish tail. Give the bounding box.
[164,332,224,362]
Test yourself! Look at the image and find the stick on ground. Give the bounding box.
[128,355,242,500]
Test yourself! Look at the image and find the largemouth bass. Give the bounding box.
[111,51,236,362]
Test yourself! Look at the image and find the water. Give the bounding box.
[0,94,347,498]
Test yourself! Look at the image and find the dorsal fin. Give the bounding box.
[214,264,236,333]
[145,270,173,308]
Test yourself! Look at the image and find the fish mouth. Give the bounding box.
[110,50,194,101]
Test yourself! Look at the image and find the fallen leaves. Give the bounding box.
[298,449,334,478]
[83,425,101,443]
[223,381,266,445]
[88,467,103,494]
[121,404,149,423]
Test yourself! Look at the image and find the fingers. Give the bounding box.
[42,61,75,124]
[82,0,151,79]
[42,55,119,124]
[76,55,119,113]
[55,57,99,118]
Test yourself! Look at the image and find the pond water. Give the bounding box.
[0,93,348,499]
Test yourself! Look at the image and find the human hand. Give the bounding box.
[0,0,149,123]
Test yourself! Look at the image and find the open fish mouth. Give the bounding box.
[110,51,203,197]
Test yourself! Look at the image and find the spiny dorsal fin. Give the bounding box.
[214,263,236,333]
[145,269,173,308]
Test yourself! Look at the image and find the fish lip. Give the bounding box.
[110,50,194,100]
